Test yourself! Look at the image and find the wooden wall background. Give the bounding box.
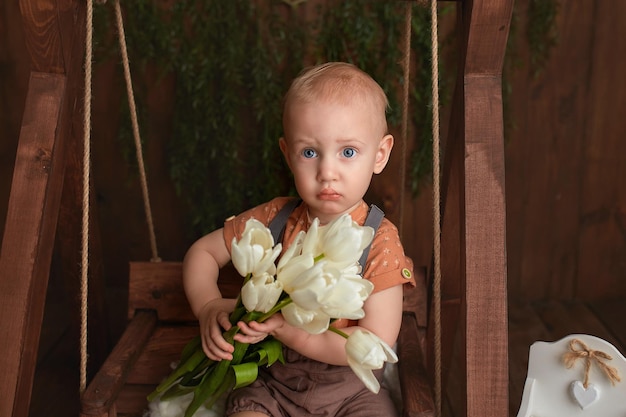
[505,0,626,302]
[1,0,625,341]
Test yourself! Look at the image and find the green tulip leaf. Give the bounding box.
[231,362,259,389]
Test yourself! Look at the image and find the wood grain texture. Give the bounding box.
[399,313,435,417]
[436,0,512,416]
[128,261,242,322]
[462,74,509,417]
[0,72,66,417]
[80,311,157,417]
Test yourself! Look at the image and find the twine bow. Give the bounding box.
[562,338,621,388]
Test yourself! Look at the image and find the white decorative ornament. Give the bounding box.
[516,334,626,417]
[570,380,600,409]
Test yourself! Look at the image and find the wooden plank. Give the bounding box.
[577,0,626,300]
[463,0,514,75]
[436,67,463,403]
[508,1,594,301]
[28,323,80,417]
[398,313,434,417]
[588,298,626,352]
[4,1,88,415]
[128,262,242,322]
[507,303,550,416]
[0,71,67,417]
[19,0,67,73]
[115,385,154,417]
[43,0,110,379]
[460,1,513,416]
[462,74,508,417]
[533,300,620,348]
[436,4,512,416]
[126,325,199,385]
[80,311,157,417]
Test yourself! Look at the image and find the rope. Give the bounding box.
[113,0,161,262]
[563,338,622,388]
[398,2,411,239]
[80,0,95,394]
[429,0,442,415]
[80,0,162,394]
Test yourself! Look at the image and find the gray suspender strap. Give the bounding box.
[269,199,384,277]
[269,198,302,244]
[358,204,384,275]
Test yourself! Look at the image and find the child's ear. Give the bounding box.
[373,134,394,174]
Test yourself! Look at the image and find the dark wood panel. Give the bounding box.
[587,298,626,351]
[125,325,199,385]
[128,261,242,322]
[577,0,626,300]
[0,72,67,417]
[507,302,550,416]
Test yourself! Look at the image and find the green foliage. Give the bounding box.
[527,0,559,77]
[94,0,558,237]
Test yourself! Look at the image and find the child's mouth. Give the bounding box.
[318,189,341,201]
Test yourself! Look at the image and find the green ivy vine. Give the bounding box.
[95,0,558,237]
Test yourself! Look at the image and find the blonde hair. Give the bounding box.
[283,62,389,134]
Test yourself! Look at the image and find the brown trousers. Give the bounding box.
[226,347,398,417]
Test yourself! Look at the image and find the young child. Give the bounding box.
[183,62,416,417]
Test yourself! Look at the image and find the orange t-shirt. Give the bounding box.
[222,197,416,326]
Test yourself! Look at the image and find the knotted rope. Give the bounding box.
[563,338,622,388]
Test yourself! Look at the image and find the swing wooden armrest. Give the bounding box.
[80,310,158,417]
[80,262,434,417]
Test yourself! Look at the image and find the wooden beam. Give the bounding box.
[437,0,512,415]
[462,74,508,417]
[0,1,88,415]
[461,0,511,416]
[0,71,67,417]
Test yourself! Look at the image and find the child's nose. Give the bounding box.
[317,156,337,182]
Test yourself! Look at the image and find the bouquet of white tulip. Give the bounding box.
[147,213,398,417]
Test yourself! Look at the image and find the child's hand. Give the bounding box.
[198,298,236,361]
[234,313,286,345]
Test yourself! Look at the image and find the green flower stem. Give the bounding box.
[256,297,293,322]
[327,326,350,340]
[185,340,249,417]
[149,293,294,412]
[314,253,325,263]
[148,347,211,401]
[229,273,251,323]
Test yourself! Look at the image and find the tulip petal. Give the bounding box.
[347,357,381,394]
[281,303,330,334]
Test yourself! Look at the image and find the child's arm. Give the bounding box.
[183,228,237,361]
[243,284,404,366]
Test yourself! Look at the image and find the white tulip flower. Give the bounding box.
[317,214,375,270]
[300,217,320,257]
[276,231,315,293]
[288,263,373,319]
[345,329,398,394]
[240,272,284,313]
[231,219,282,277]
[281,302,331,334]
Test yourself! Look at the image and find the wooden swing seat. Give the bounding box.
[80,261,434,417]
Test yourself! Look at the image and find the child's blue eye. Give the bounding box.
[302,148,317,158]
[342,148,357,158]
